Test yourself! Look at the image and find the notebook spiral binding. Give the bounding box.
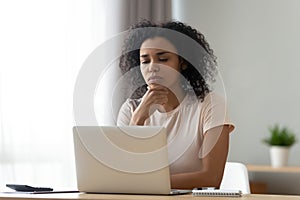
[192,189,242,197]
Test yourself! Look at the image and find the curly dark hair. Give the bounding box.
[119,20,218,101]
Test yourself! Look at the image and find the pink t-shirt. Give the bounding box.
[117,92,234,174]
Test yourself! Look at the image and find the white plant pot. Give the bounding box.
[270,146,290,167]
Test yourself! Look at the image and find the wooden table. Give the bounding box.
[1,192,300,200]
[247,165,300,173]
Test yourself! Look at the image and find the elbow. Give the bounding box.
[210,175,223,188]
[194,173,221,188]
[201,169,224,188]
[210,169,225,188]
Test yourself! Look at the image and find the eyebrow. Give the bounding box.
[140,51,169,58]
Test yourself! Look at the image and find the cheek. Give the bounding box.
[140,66,147,78]
[162,66,181,82]
[164,61,181,73]
[167,58,181,71]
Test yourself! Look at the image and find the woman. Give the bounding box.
[117,20,234,189]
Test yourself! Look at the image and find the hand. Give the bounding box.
[130,84,168,125]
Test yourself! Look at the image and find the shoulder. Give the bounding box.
[198,92,229,120]
[179,91,223,109]
[203,92,226,102]
[117,98,142,126]
[200,92,227,108]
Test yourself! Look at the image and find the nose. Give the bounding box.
[148,62,160,72]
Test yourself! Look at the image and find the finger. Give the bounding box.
[148,84,168,91]
[147,93,168,101]
[152,96,168,105]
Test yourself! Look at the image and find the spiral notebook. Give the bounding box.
[192,189,242,197]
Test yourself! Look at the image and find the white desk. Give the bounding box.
[1,193,300,200]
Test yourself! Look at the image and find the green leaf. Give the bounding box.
[263,124,297,146]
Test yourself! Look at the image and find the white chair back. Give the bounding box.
[220,162,251,194]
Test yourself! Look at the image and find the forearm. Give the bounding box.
[171,126,230,189]
[171,168,223,189]
[129,109,148,125]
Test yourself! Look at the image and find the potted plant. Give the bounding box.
[263,124,297,167]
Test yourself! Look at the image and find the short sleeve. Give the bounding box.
[201,92,235,134]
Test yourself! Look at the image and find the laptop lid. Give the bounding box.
[73,126,173,195]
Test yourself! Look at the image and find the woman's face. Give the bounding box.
[139,37,181,89]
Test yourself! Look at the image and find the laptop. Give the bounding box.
[73,126,191,195]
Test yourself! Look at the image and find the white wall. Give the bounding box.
[172,0,300,194]
[172,0,300,165]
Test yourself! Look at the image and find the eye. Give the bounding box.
[159,58,168,62]
[141,60,150,64]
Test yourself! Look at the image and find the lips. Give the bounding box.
[148,76,163,84]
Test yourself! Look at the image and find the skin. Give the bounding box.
[130,37,231,189]
[171,125,231,189]
[130,37,185,125]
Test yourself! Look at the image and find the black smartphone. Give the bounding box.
[6,184,53,192]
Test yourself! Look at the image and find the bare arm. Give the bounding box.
[170,125,231,189]
[130,84,168,125]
